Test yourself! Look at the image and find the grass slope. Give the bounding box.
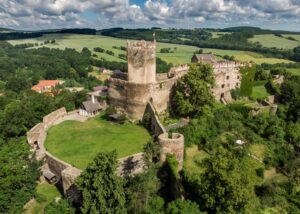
[251,81,270,100]
[8,34,294,65]
[249,34,300,49]
[23,182,61,214]
[45,116,151,169]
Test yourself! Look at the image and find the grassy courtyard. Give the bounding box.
[8,34,294,65]
[45,116,151,169]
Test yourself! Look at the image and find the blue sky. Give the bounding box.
[0,0,299,31]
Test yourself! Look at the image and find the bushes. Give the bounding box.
[239,66,256,97]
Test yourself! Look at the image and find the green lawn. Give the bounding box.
[249,34,300,49]
[23,182,62,214]
[251,81,270,100]
[45,116,151,169]
[8,34,294,65]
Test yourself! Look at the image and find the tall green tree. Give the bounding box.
[125,165,164,214]
[173,63,215,117]
[0,138,39,213]
[76,151,126,214]
[198,147,257,214]
[166,199,204,214]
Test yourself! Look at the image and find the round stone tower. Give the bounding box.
[127,40,156,84]
[158,133,184,170]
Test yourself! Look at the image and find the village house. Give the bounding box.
[31,80,62,94]
[79,94,102,117]
[191,53,217,64]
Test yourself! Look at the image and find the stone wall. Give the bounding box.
[158,133,184,171]
[117,153,145,177]
[27,108,147,198]
[144,101,166,136]
[211,61,243,101]
[43,107,67,130]
[108,64,189,121]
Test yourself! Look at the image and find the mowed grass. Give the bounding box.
[45,115,151,169]
[8,34,294,65]
[249,34,300,49]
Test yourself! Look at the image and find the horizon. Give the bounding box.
[1,0,300,32]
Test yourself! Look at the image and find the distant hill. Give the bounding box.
[0,28,16,33]
[221,26,300,35]
[0,28,97,40]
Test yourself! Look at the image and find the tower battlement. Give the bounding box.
[127,40,156,84]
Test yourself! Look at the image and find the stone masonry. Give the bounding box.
[108,40,189,121]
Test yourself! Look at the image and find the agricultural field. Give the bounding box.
[211,32,231,38]
[287,68,300,76]
[45,115,151,169]
[8,34,294,65]
[249,34,300,49]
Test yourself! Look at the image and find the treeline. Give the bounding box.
[221,26,300,35]
[100,28,211,42]
[0,28,96,41]
[100,28,300,62]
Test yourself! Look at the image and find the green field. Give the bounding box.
[249,34,300,49]
[251,81,270,100]
[287,68,300,76]
[45,115,151,169]
[8,34,294,65]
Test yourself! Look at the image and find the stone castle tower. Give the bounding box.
[127,40,156,84]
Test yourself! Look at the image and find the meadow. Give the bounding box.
[287,68,300,76]
[249,34,300,49]
[8,34,294,65]
[45,115,151,169]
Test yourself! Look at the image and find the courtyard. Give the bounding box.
[45,115,151,169]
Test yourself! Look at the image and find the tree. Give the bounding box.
[0,138,39,213]
[173,63,215,117]
[76,151,126,214]
[286,122,300,147]
[45,199,74,214]
[198,147,257,214]
[239,66,256,97]
[125,165,163,214]
[166,200,204,214]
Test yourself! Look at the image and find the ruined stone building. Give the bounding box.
[108,41,246,121]
[108,40,189,121]
[192,53,246,103]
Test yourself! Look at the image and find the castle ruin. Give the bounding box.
[108,40,189,121]
[108,41,247,120]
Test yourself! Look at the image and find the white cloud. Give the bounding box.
[0,0,299,30]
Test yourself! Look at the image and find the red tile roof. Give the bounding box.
[31,80,61,93]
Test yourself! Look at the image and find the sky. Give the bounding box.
[0,0,300,31]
